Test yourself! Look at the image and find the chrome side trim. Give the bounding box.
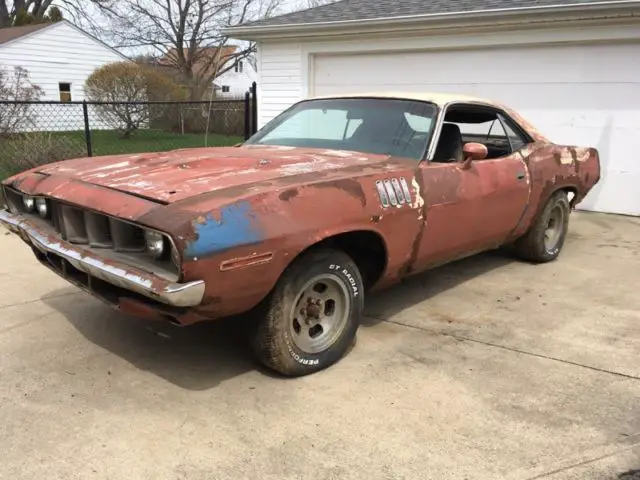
[0,209,205,308]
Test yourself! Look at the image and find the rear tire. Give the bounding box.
[515,190,571,263]
[250,248,364,377]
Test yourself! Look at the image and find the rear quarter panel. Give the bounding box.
[510,142,601,239]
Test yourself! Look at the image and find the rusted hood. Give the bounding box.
[34,145,388,203]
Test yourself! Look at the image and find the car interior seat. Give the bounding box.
[433,123,464,163]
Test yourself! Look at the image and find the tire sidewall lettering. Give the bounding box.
[284,331,320,366]
[329,264,359,298]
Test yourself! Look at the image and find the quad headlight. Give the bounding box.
[35,197,49,218]
[23,196,35,212]
[144,230,166,259]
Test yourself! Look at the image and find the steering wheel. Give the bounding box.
[391,136,423,158]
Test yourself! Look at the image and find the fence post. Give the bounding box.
[82,101,93,157]
[244,91,251,140]
[250,81,258,135]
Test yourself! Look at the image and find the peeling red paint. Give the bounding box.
[1,97,601,327]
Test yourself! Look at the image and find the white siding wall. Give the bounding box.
[257,41,302,128]
[215,62,258,99]
[0,21,127,131]
[254,22,640,216]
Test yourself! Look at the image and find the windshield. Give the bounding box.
[246,98,438,161]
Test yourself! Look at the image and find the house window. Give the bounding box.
[59,83,72,102]
[222,86,230,93]
[234,61,243,73]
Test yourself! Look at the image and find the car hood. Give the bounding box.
[34,145,390,203]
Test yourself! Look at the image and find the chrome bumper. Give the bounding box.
[0,209,205,308]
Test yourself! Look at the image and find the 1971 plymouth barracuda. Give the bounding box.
[0,92,600,377]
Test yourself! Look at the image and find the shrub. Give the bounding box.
[0,132,83,180]
[85,62,184,138]
[0,65,44,135]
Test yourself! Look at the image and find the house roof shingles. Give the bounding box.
[237,0,629,28]
[0,23,51,45]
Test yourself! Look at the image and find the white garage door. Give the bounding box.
[313,43,640,216]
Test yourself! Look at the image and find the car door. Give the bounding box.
[413,105,532,269]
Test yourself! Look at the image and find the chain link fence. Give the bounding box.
[0,98,249,181]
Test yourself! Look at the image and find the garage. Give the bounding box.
[311,42,640,216]
[227,0,640,216]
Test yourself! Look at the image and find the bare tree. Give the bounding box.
[0,0,65,27]
[83,0,281,100]
[0,65,44,135]
[302,0,338,7]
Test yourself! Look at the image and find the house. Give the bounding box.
[158,46,257,99]
[226,0,640,217]
[0,20,129,103]
[214,55,258,99]
[0,20,129,131]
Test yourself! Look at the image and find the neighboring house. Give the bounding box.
[214,55,258,99]
[0,20,130,131]
[158,46,256,99]
[226,0,640,217]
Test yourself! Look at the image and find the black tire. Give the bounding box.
[250,248,364,377]
[515,190,571,263]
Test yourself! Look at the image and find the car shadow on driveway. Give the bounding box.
[41,248,514,390]
[42,293,258,391]
[362,248,515,326]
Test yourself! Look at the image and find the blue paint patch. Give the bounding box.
[185,201,262,258]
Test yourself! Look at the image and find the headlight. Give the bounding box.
[23,196,35,212]
[36,197,49,218]
[144,230,165,259]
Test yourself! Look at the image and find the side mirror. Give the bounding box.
[461,143,488,169]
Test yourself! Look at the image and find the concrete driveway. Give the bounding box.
[1,211,639,480]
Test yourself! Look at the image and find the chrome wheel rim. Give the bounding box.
[288,274,351,354]
[544,205,565,251]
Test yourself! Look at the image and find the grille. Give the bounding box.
[47,201,145,252]
[54,203,146,251]
[3,186,179,277]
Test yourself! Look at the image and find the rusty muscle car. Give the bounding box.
[0,92,600,377]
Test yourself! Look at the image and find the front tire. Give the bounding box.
[250,248,364,377]
[515,190,571,263]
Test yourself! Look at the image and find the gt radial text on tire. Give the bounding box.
[251,248,365,377]
[515,190,571,263]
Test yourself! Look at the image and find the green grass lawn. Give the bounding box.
[54,129,244,156]
[0,129,244,181]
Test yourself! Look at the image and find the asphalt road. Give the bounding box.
[1,211,639,480]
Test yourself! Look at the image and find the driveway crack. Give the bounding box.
[380,318,640,381]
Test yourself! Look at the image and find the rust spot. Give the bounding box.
[315,179,366,207]
[219,252,274,272]
[279,189,299,202]
[371,215,382,223]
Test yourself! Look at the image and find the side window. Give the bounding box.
[437,106,532,161]
[499,114,529,152]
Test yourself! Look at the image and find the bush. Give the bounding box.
[85,62,185,138]
[0,132,83,180]
[0,65,44,135]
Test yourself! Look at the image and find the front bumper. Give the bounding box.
[0,209,205,308]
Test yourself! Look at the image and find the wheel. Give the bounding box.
[250,248,364,377]
[515,190,571,263]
